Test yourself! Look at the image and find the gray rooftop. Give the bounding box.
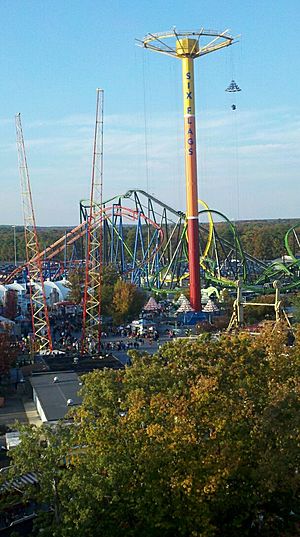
[29,371,82,422]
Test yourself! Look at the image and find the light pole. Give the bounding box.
[12,225,17,266]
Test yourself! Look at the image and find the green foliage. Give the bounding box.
[66,265,146,324]
[236,220,292,260]
[3,289,18,320]
[66,264,121,313]
[244,294,276,324]
[100,264,119,317]
[0,219,296,265]
[0,226,71,263]
[173,288,190,301]
[4,424,72,534]
[3,325,300,536]
[0,334,17,378]
[101,263,119,288]
[290,293,300,323]
[152,291,167,302]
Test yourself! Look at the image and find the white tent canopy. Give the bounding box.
[0,285,6,301]
[176,298,194,314]
[6,282,26,294]
[203,299,219,313]
[175,293,188,306]
[143,297,161,311]
[34,279,70,302]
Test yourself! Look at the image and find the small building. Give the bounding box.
[5,431,21,450]
[29,371,82,424]
[131,318,157,335]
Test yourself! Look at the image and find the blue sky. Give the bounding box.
[0,0,299,225]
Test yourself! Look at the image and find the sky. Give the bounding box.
[0,0,299,226]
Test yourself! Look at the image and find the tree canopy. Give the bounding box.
[112,279,146,324]
[0,219,298,264]
[67,264,145,324]
[3,324,300,536]
[0,333,17,380]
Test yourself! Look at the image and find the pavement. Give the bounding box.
[105,334,174,365]
[0,390,42,429]
[22,398,42,427]
[0,392,28,427]
[0,335,181,431]
[112,341,160,365]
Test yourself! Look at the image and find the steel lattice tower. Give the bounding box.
[15,114,53,353]
[82,89,104,353]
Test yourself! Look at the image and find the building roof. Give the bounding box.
[29,371,82,422]
[0,470,38,493]
[40,353,124,373]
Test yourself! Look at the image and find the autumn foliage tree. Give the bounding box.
[3,289,18,320]
[0,333,17,379]
[112,279,145,324]
[66,264,120,317]
[4,324,300,536]
[66,268,85,305]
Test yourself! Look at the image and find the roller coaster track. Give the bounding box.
[5,190,300,293]
[4,204,164,284]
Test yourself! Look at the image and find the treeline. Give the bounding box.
[0,227,72,263]
[0,219,299,263]
[236,219,300,260]
[213,219,300,261]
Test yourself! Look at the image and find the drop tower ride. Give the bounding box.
[139,29,235,310]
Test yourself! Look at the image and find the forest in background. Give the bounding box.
[0,219,299,264]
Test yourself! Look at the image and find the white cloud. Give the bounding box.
[0,106,299,225]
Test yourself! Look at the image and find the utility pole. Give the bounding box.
[12,225,17,266]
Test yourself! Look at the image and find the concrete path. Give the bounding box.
[0,393,42,428]
[22,398,42,427]
[0,393,28,426]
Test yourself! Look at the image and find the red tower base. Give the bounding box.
[187,218,201,311]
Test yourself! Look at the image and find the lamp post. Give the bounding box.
[12,225,17,266]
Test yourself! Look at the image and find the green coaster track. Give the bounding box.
[5,190,300,295]
[79,190,300,294]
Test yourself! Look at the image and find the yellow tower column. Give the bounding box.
[177,39,201,311]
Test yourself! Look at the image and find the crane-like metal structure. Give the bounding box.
[82,89,104,353]
[138,28,235,311]
[15,113,53,353]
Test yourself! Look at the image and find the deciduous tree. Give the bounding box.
[66,268,85,305]
[0,334,17,379]
[4,325,300,536]
[112,279,145,324]
[3,289,18,320]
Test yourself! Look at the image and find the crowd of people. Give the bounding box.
[9,305,162,358]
